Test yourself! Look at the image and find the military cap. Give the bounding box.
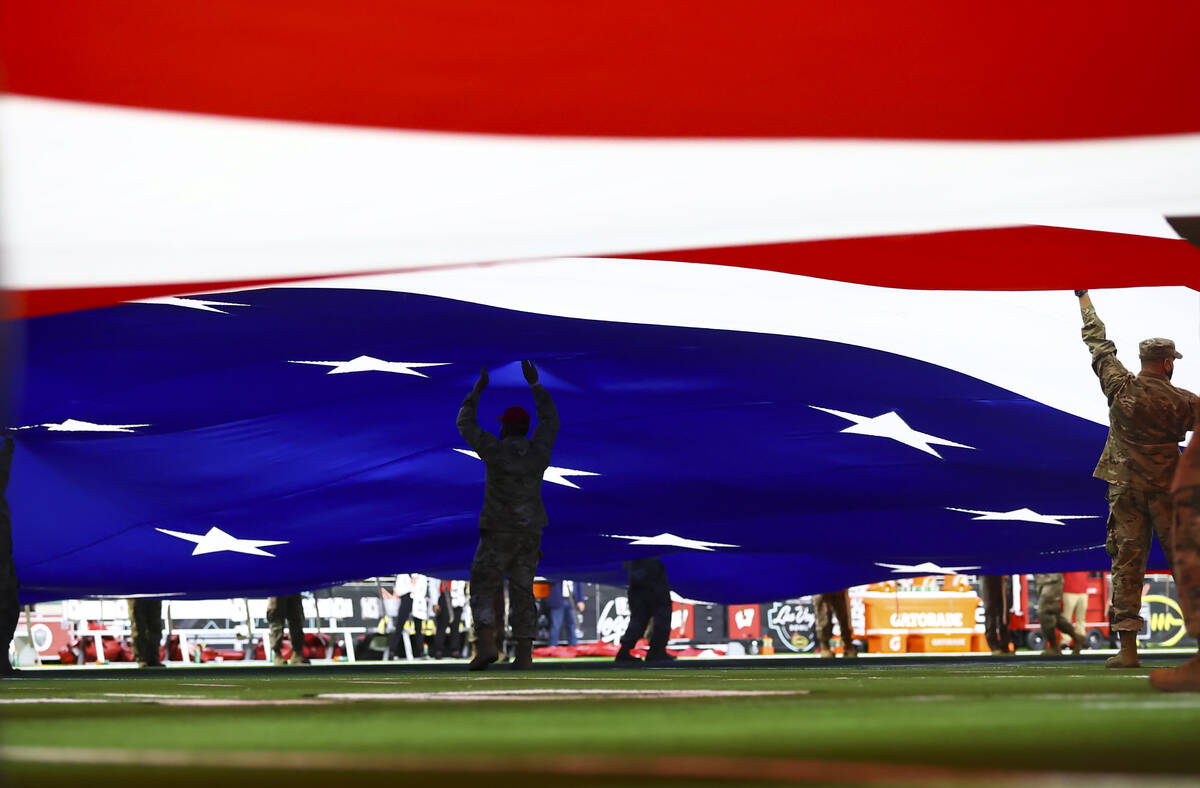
[1139,338,1183,361]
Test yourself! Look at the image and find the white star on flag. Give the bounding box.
[810,406,975,459]
[12,419,150,433]
[453,449,600,489]
[156,526,289,557]
[605,533,739,551]
[876,561,981,574]
[946,507,1099,526]
[290,356,450,377]
[132,296,251,314]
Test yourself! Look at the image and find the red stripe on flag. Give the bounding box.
[2,2,1199,139]
[627,227,1200,291]
[8,227,1197,320]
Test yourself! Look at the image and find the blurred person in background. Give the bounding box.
[267,593,308,665]
[409,573,437,659]
[126,598,164,667]
[1151,428,1200,691]
[1034,573,1085,656]
[1061,571,1090,644]
[813,590,858,658]
[546,579,585,647]
[980,575,1013,656]
[615,558,675,665]
[387,573,414,660]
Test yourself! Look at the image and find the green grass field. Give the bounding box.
[3,655,1199,787]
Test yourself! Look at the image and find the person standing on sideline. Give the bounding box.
[1061,571,1090,645]
[980,575,1013,656]
[546,580,585,647]
[267,593,308,665]
[1034,573,1084,655]
[126,599,164,667]
[0,434,19,676]
[615,558,675,665]
[432,579,453,658]
[1077,289,1199,667]
[459,360,559,671]
[387,573,414,660]
[448,580,468,657]
[813,590,858,658]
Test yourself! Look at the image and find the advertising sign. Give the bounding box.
[765,598,817,652]
[670,601,694,640]
[728,604,762,639]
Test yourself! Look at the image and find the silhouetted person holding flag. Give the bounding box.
[458,360,559,671]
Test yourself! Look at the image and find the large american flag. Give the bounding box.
[2,1,1198,601]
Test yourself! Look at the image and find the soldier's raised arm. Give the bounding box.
[523,360,560,453]
[1077,290,1132,403]
[457,367,499,457]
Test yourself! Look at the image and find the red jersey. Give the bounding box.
[1062,571,1089,594]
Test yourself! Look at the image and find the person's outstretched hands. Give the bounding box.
[473,367,489,394]
[521,359,539,385]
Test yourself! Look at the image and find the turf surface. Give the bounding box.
[2,655,1198,786]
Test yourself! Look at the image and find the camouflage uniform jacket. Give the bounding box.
[458,383,559,533]
[1082,305,1200,491]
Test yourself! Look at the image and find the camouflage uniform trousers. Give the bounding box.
[266,594,306,655]
[1105,484,1176,631]
[1034,574,1077,644]
[1173,480,1200,636]
[813,590,851,648]
[126,599,163,665]
[470,530,541,640]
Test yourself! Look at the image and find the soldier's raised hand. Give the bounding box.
[474,367,489,393]
[521,359,539,386]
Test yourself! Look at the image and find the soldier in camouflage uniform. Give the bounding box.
[1150,431,1200,690]
[267,593,309,665]
[126,599,164,667]
[1,435,18,676]
[458,360,559,671]
[813,590,858,658]
[1078,290,1200,668]
[1034,573,1084,655]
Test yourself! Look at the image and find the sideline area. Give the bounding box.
[2,657,1198,786]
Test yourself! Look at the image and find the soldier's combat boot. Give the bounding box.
[468,627,498,671]
[512,639,533,670]
[289,649,309,665]
[614,645,642,665]
[1070,633,1087,654]
[842,641,859,659]
[272,650,287,667]
[1150,653,1200,692]
[1142,652,1200,690]
[1105,630,1140,668]
[817,643,834,659]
